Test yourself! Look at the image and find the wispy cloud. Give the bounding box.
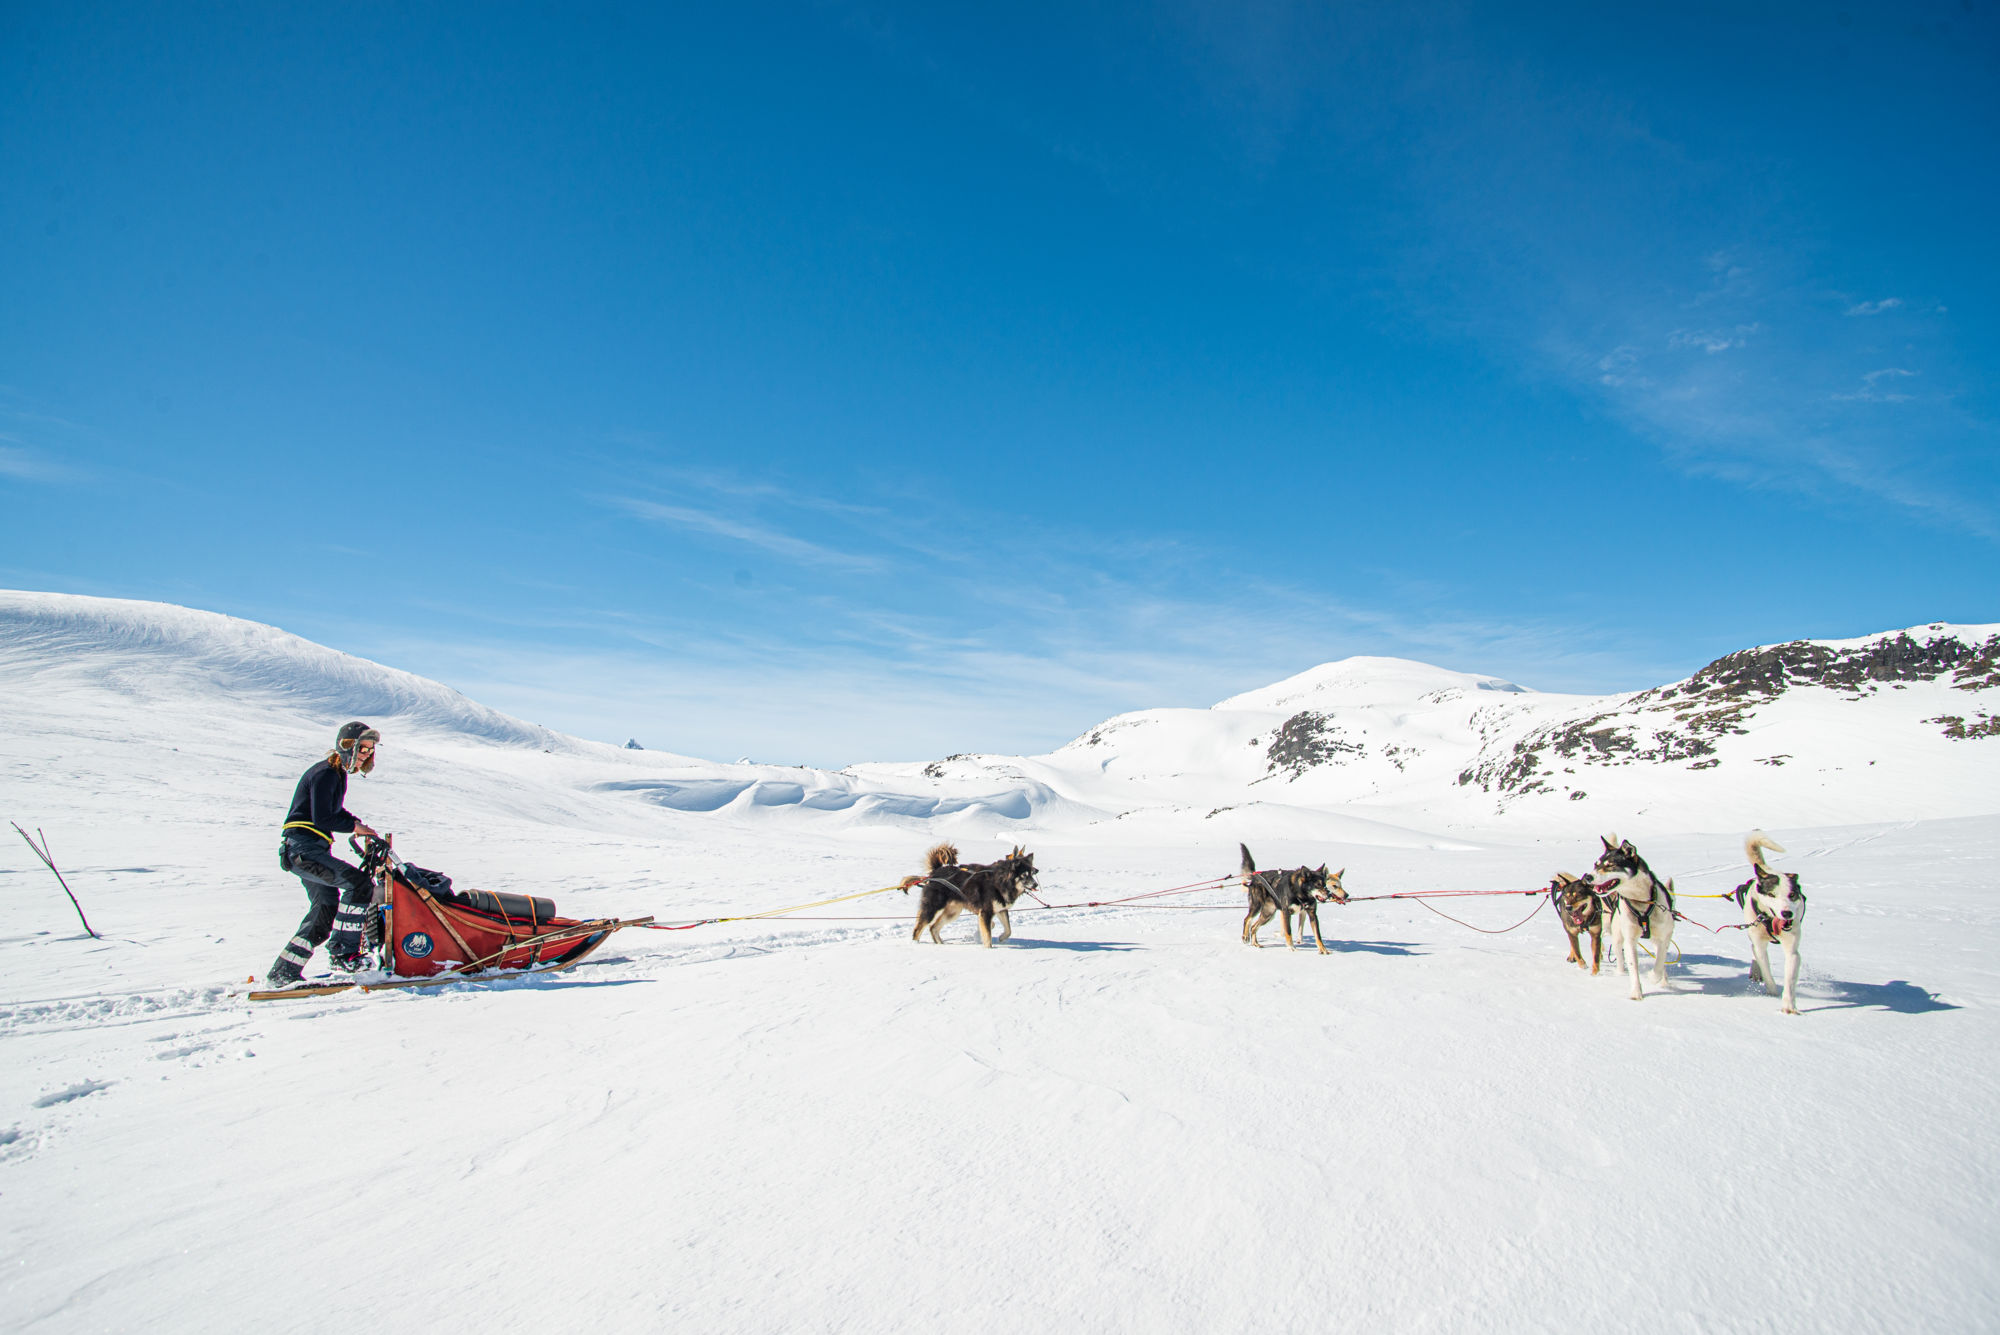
[1595,346,1648,388]
[614,455,889,521]
[1832,368,1920,403]
[334,445,1693,765]
[606,496,887,572]
[1531,248,1992,535]
[1668,323,1760,354]
[0,439,64,482]
[0,392,97,484]
[0,402,90,433]
[1304,17,1991,539]
[359,564,1676,768]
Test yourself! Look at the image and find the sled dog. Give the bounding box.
[907,844,1039,948]
[1592,835,1676,1001]
[1734,830,1807,1015]
[1239,844,1346,955]
[1548,870,1603,974]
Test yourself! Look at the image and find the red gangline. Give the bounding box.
[1409,894,1550,935]
[640,882,1559,932]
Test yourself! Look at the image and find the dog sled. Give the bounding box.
[251,834,652,1000]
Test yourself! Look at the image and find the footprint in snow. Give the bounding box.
[33,1079,112,1108]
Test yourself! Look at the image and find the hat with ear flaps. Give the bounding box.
[334,720,381,774]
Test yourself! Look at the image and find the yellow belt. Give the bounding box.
[282,821,332,842]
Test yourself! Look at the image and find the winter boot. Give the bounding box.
[270,932,315,986]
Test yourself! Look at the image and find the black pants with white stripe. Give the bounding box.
[268,837,372,981]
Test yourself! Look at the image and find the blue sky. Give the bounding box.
[3,1,1995,765]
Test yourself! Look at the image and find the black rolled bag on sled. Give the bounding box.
[398,862,557,927]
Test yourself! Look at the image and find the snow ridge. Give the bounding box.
[0,591,556,748]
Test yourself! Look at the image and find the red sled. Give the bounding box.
[369,837,652,977]
[250,835,653,999]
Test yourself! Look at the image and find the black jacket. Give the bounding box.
[283,759,359,842]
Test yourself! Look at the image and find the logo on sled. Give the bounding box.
[401,931,435,958]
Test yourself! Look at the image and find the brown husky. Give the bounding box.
[904,842,1040,948]
[1548,870,1604,973]
[1238,844,1346,954]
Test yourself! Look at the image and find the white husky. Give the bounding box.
[1592,834,1677,1001]
[1737,831,1807,1015]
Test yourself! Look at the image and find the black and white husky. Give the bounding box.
[1734,831,1807,1015]
[1592,834,1677,1001]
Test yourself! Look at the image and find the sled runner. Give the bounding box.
[251,835,651,1001]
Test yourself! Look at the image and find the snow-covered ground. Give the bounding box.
[3,591,1997,1332]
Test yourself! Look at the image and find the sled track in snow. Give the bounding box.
[0,985,238,1036]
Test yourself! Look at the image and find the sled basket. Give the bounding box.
[381,863,613,977]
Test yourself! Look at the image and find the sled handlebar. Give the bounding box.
[350,831,407,874]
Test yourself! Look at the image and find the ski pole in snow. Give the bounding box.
[11,823,99,939]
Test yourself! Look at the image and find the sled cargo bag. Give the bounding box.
[382,869,601,977]
[399,863,557,925]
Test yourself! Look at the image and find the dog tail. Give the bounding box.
[1239,843,1256,875]
[1745,830,1785,871]
[899,842,961,894]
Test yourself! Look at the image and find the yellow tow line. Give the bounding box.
[714,883,907,923]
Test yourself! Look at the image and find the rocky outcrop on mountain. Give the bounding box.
[1655,628,2000,700]
[1264,711,1364,778]
[1929,712,2000,740]
[1067,717,1153,749]
[1457,627,2000,797]
[1456,706,1725,798]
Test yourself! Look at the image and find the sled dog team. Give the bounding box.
[901,830,1809,1014]
[276,721,1807,1012]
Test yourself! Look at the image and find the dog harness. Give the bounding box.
[1598,883,1663,938]
[1592,844,1675,939]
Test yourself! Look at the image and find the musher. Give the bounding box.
[265,721,384,987]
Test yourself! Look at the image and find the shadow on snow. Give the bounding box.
[965,938,1141,953]
[1315,938,1426,957]
[1808,978,1960,1014]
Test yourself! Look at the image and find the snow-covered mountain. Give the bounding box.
[0,591,1065,848]
[6,592,1995,845]
[863,624,2000,835]
[0,590,560,748]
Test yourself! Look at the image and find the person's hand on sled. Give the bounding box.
[353,822,381,842]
